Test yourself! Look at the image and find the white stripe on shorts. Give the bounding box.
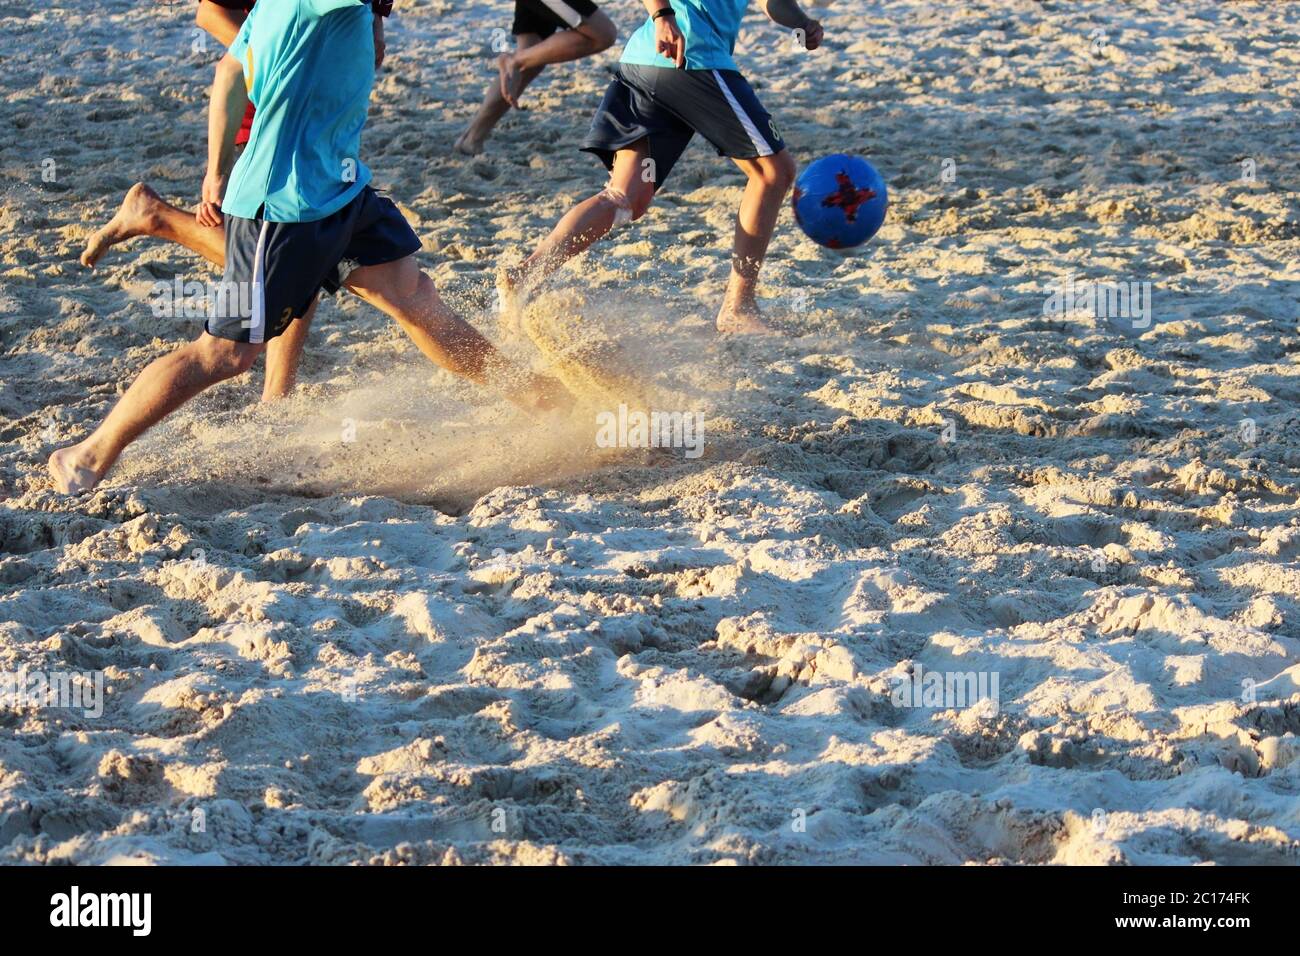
[248,220,270,345]
[711,69,773,158]
[537,0,585,29]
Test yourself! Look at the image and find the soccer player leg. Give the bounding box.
[262,295,319,402]
[81,182,227,270]
[602,142,657,226]
[681,68,791,331]
[455,6,553,154]
[514,139,653,294]
[718,148,796,333]
[729,148,796,286]
[511,2,616,76]
[525,80,684,265]
[329,189,552,408]
[346,253,571,415]
[47,330,264,494]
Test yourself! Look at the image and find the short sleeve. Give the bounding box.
[302,0,367,16]
[226,13,253,63]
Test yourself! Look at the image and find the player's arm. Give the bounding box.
[198,53,249,227]
[640,0,685,68]
[760,0,822,49]
[195,0,247,48]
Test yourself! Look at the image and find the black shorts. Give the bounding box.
[512,0,597,39]
[581,63,786,189]
[207,186,420,344]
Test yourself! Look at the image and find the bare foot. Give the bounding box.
[716,298,777,335]
[453,129,486,156]
[520,373,576,417]
[498,53,525,107]
[80,182,162,269]
[48,443,105,495]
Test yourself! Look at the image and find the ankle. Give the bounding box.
[724,283,759,308]
[129,184,164,229]
[262,382,292,402]
[139,209,164,239]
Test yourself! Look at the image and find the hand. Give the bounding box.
[197,168,227,227]
[800,17,823,50]
[655,15,685,68]
[373,14,385,69]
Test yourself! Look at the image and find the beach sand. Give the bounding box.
[1,0,1298,864]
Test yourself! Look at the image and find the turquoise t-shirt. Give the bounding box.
[620,0,749,71]
[223,0,374,223]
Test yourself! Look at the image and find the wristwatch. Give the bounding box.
[371,0,393,16]
[652,6,676,20]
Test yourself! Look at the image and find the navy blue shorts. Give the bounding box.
[513,0,597,38]
[581,63,786,189]
[206,186,420,344]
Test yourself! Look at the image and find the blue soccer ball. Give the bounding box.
[792,154,888,250]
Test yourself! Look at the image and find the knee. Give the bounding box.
[588,15,618,51]
[226,345,260,377]
[629,180,655,221]
[198,336,259,377]
[756,151,797,193]
[598,181,653,226]
[389,267,428,305]
[351,264,426,312]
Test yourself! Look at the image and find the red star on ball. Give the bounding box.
[821,171,876,223]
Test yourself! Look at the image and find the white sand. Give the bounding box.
[2,0,1299,864]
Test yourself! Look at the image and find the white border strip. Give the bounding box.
[248,220,270,345]
[711,69,772,157]
[537,0,585,29]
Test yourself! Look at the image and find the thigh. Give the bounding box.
[581,75,693,189]
[576,7,614,43]
[555,0,598,25]
[194,331,265,373]
[344,254,422,307]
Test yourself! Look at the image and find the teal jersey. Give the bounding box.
[223,0,374,222]
[620,0,749,71]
